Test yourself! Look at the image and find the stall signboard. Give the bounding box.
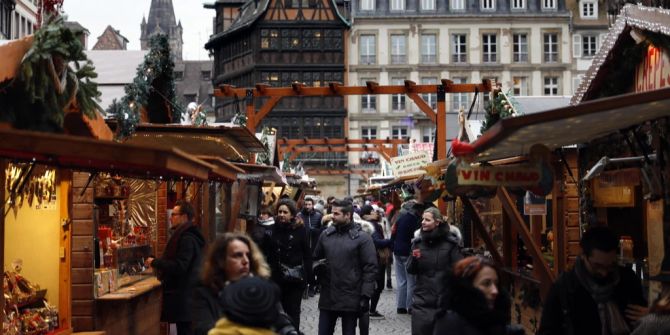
[524,191,547,215]
[409,142,434,155]
[635,44,670,93]
[391,151,432,177]
[457,164,541,186]
[592,168,639,207]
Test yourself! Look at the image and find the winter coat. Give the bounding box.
[433,281,516,335]
[391,202,431,256]
[263,219,313,287]
[631,311,670,335]
[192,281,298,335]
[313,222,378,312]
[538,265,646,335]
[297,208,323,230]
[152,223,205,322]
[407,225,463,335]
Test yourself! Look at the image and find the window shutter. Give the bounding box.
[573,34,582,58]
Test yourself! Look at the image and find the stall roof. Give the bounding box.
[0,128,214,180]
[471,87,670,162]
[234,163,287,185]
[197,155,246,181]
[130,124,266,154]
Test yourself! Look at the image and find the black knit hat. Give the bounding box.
[221,276,279,328]
[360,204,374,217]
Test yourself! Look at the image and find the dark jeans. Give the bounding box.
[280,284,304,330]
[370,263,386,312]
[176,321,192,335]
[318,310,359,335]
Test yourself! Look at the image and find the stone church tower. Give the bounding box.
[140,0,183,60]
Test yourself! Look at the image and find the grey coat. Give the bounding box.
[313,222,378,312]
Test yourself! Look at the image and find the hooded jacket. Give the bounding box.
[407,225,463,335]
[313,222,378,312]
[152,223,206,322]
[297,207,323,230]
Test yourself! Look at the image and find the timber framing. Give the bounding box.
[277,138,410,162]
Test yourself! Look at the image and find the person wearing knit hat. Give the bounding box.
[208,276,280,335]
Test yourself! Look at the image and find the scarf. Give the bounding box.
[208,318,276,335]
[573,256,630,335]
[163,221,193,260]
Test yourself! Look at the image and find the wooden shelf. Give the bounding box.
[97,277,160,301]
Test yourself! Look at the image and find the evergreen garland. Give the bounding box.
[112,34,182,139]
[480,89,521,134]
[0,16,102,131]
[256,127,273,165]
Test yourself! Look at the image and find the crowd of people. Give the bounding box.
[143,194,669,335]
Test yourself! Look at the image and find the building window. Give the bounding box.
[543,33,558,63]
[391,77,406,112]
[512,0,525,10]
[421,34,437,63]
[391,34,407,64]
[362,126,378,139]
[513,76,528,96]
[422,127,435,142]
[360,78,377,113]
[451,0,465,10]
[175,71,184,80]
[260,29,280,49]
[544,76,559,96]
[580,0,597,19]
[482,34,497,63]
[361,0,375,10]
[359,35,376,65]
[481,0,495,10]
[390,0,405,10]
[392,126,409,139]
[542,0,556,9]
[451,34,467,63]
[582,35,598,57]
[513,33,528,63]
[421,77,438,110]
[201,71,211,80]
[421,0,436,10]
[451,77,469,110]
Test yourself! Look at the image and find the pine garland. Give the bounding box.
[0,16,102,131]
[480,89,521,134]
[113,34,182,139]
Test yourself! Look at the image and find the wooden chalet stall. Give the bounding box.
[0,128,220,335]
[121,124,266,240]
[233,163,287,232]
[464,86,670,333]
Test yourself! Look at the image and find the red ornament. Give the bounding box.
[37,0,64,27]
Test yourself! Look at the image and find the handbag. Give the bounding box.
[279,263,304,283]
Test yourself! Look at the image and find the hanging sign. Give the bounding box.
[457,164,541,186]
[635,44,670,92]
[524,191,547,215]
[391,151,432,177]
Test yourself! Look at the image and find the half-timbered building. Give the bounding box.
[205,0,351,168]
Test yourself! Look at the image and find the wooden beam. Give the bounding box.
[498,187,555,296]
[407,93,437,123]
[255,96,282,124]
[214,82,491,98]
[278,138,409,145]
[58,170,72,331]
[464,198,504,266]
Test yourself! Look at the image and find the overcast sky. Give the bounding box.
[62,0,214,60]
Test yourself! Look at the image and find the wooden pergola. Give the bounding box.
[214,79,493,163]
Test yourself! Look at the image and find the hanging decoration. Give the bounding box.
[256,127,275,166]
[4,164,57,212]
[480,88,521,134]
[112,34,182,139]
[0,16,102,132]
[37,0,64,27]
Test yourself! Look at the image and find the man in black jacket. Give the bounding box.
[146,200,205,335]
[298,197,323,296]
[313,199,378,335]
[538,226,648,335]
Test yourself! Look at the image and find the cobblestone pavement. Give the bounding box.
[297,279,412,335]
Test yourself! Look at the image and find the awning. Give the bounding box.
[0,128,214,180]
[471,87,670,162]
[124,124,266,160]
[197,155,245,182]
[234,163,287,185]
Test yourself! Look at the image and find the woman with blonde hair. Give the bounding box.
[192,233,296,335]
[407,206,463,335]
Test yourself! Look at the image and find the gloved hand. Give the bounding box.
[359,297,370,314]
